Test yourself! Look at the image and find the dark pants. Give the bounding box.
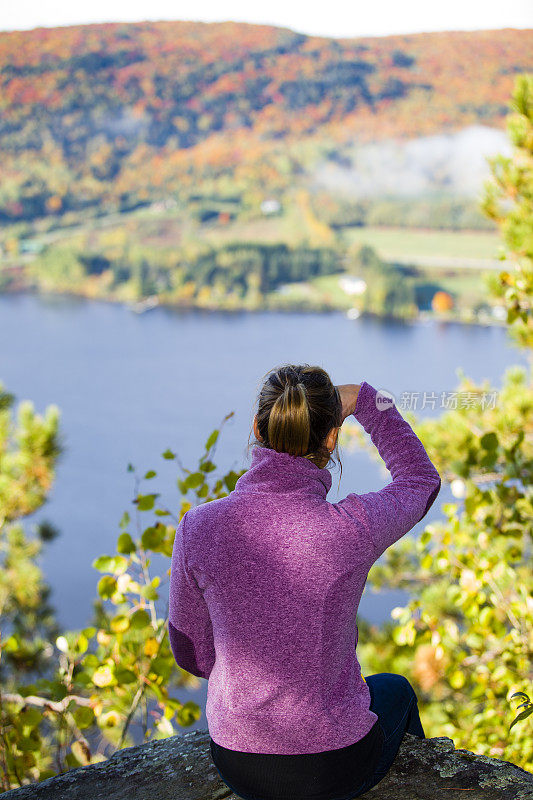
[334,672,426,799]
[211,673,425,800]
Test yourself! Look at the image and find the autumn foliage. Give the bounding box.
[431,290,454,312]
[0,24,530,221]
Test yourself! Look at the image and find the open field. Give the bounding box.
[185,217,502,264]
[342,226,501,261]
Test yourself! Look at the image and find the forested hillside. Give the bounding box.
[0,23,530,222]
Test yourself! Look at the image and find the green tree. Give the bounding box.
[0,410,245,790]
[0,384,62,682]
[350,245,417,319]
[480,74,533,353]
[349,73,533,771]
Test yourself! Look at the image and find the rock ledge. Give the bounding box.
[3,729,533,799]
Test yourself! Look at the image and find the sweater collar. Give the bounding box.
[234,444,332,498]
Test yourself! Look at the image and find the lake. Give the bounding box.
[0,291,527,736]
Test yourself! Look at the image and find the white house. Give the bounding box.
[260,199,281,215]
[338,276,367,295]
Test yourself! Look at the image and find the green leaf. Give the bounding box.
[127,463,134,472]
[449,670,466,689]
[18,731,41,752]
[510,706,533,730]
[92,555,113,572]
[3,634,19,653]
[109,556,128,574]
[92,555,128,574]
[18,683,39,696]
[129,609,151,629]
[97,576,117,599]
[73,706,95,729]
[200,459,216,473]
[136,493,158,511]
[480,432,498,450]
[479,607,493,626]
[176,700,201,726]
[161,536,174,557]
[19,708,42,728]
[205,429,219,450]
[141,525,165,550]
[421,554,433,570]
[151,683,166,704]
[150,656,173,680]
[114,668,137,684]
[144,470,157,479]
[117,532,136,554]
[184,471,204,489]
[119,511,130,529]
[479,450,497,468]
[74,633,89,655]
[140,584,159,601]
[162,449,176,459]
[110,614,130,633]
[224,470,241,492]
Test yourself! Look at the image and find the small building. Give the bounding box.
[260,199,281,215]
[338,275,367,295]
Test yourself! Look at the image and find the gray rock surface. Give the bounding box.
[3,729,533,799]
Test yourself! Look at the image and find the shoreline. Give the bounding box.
[0,285,508,329]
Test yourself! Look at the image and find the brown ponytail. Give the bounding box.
[247,363,343,475]
[268,381,310,456]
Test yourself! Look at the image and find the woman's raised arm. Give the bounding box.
[333,381,442,560]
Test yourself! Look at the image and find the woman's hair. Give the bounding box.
[247,363,343,475]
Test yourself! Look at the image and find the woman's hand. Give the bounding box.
[336,384,361,423]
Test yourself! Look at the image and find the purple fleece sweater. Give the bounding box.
[168,381,441,754]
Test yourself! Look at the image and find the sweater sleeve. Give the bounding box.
[334,381,441,560]
[168,511,216,680]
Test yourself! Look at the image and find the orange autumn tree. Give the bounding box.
[431,290,454,312]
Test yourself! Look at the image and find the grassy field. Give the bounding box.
[342,226,501,260]
[423,269,493,296]
[191,213,502,261]
[178,214,502,263]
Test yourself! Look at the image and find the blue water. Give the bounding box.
[0,292,526,736]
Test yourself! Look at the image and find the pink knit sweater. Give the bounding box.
[169,380,441,754]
